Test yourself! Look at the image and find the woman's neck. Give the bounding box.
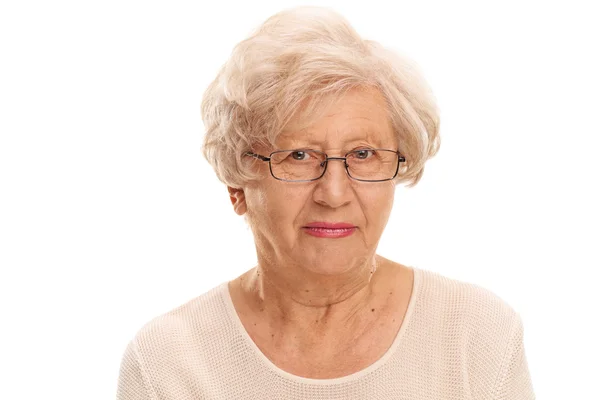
[236,255,387,342]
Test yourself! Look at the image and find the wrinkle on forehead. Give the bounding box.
[282,87,390,129]
[278,129,394,151]
[278,119,395,151]
[275,87,395,150]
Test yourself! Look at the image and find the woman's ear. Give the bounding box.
[227,186,247,216]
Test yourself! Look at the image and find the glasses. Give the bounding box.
[245,148,406,182]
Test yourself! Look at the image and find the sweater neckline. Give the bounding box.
[219,266,422,385]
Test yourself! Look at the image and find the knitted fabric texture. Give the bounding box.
[117,267,535,399]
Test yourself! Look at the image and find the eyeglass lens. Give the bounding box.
[269,149,399,181]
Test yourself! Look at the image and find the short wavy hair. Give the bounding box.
[201,6,440,188]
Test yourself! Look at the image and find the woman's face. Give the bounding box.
[231,87,397,275]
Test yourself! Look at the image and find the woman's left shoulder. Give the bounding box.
[414,267,523,336]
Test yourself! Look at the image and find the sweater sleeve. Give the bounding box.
[492,313,535,400]
[116,340,156,400]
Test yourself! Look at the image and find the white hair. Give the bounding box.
[201,6,440,188]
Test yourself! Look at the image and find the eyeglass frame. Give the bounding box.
[244,148,406,182]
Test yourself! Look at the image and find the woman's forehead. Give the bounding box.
[268,89,397,148]
[276,126,395,149]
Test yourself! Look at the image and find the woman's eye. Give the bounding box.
[291,151,310,161]
[355,149,375,159]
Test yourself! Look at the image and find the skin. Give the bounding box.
[227,87,414,379]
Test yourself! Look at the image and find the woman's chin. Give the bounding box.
[297,257,364,276]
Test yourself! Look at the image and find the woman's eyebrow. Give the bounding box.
[278,136,390,149]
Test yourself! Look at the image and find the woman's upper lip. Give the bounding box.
[303,222,357,229]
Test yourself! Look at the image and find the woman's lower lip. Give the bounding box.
[302,227,356,238]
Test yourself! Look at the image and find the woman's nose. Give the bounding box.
[322,158,349,179]
[313,159,353,208]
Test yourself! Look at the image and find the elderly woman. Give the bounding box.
[117,6,534,400]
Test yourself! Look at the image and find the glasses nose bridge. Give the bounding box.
[320,155,350,180]
[322,155,348,167]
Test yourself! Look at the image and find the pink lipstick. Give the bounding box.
[302,222,357,238]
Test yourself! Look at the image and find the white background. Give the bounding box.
[1,0,598,399]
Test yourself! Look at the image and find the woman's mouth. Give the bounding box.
[302,222,357,238]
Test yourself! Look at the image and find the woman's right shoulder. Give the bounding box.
[118,282,237,399]
[128,282,231,355]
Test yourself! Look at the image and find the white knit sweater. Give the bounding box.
[116,267,535,399]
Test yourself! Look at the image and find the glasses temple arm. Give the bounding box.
[245,152,270,162]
